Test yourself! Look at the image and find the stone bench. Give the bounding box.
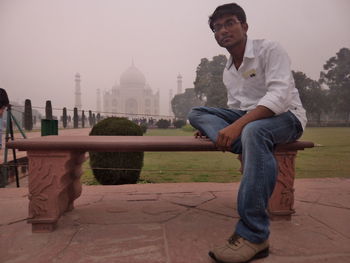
[6,136,314,233]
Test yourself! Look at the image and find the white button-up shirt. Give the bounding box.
[223,38,307,129]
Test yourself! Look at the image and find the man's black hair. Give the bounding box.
[209,3,247,31]
[0,88,9,108]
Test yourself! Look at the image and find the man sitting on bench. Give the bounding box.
[188,3,307,263]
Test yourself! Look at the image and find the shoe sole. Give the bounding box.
[208,247,269,263]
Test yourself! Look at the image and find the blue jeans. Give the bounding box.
[188,106,303,243]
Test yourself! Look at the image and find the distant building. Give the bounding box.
[103,63,159,117]
[168,73,183,117]
[96,89,101,113]
[169,88,174,117]
[74,73,82,110]
[177,73,183,94]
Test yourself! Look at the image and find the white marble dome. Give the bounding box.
[103,63,159,117]
[120,64,146,87]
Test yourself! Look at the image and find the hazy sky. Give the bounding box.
[1,0,349,116]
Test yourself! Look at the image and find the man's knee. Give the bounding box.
[187,106,206,123]
[241,122,269,144]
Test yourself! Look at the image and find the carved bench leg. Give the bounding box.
[268,151,297,220]
[27,151,86,233]
[238,150,297,221]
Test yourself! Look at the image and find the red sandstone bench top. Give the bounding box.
[7,136,314,152]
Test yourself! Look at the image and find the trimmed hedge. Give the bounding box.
[89,117,144,185]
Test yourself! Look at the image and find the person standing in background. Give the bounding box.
[0,88,10,149]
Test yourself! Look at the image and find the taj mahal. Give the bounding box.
[74,63,182,118]
[102,63,160,117]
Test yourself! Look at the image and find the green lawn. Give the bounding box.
[81,127,350,185]
[295,127,350,179]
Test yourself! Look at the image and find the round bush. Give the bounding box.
[89,117,144,185]
[140,123,148,134]
[156,119,171,129]
[173,119,186,129]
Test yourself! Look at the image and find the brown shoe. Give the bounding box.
[208,234,269,263]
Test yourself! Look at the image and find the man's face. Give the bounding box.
[212,15,248,49]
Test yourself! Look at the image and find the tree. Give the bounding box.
[24,99,33,131]
[320,47,350,122]
[293,71,329,124]
[194,55,228,107]
[194,58,210,101]
[171,88,203,120]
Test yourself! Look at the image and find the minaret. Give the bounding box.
[169,89,174,116]
[74,73,82,110]
[177,74,183,94]
[96,89,101,113]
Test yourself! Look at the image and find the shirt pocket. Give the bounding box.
[241,74,266,98]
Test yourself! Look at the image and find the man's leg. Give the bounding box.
[187,106,246,152]
[235,111,303,242]
[209,111,302,263]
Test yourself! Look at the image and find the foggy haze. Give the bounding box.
[0,0,349,116]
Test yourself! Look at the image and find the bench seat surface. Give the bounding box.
[7,136,314,152]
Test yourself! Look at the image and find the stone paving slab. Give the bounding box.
[1,178,350,263]
[58,223,167,263]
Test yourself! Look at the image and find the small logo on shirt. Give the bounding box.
[242,69,257,79]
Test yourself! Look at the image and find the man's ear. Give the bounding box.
[242,23,249,33]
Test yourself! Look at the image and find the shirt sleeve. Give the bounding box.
[257,42,293,115]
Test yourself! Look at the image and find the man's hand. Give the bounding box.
[215,106,275,151]
[216,124,242,151]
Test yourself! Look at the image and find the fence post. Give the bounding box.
[73,107,78,128]
[45,100,53,120]
[24,99,33,131]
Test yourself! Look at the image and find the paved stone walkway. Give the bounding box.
[1,178,349,263]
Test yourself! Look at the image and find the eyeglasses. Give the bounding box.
[212,19,241,33]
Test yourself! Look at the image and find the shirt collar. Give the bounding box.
[225,37,255,69]
[244,38,255,59]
